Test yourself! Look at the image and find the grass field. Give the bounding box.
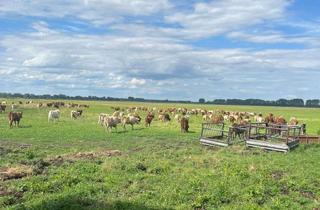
[1,99,320,210]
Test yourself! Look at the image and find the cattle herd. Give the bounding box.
[0,100,304,135]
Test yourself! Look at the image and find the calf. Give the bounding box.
[8,112,23,128]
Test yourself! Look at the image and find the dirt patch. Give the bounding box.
[65,150,122,161]
[128,147,144,153]
[0,186,24,198]
[280,185,289,195]
[18,144,32,149]
[1,150,122,181]
[300,190,316,200]
[271,170,284,180]
[0,147,12,156]
[0,165,33,181]
[0,187,10,197]
[45,150,122,165]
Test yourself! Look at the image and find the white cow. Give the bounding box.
[122,115,141,130]
[48,110,60,122]
[103,116,121,132]
[11,104,18,110]
[98,113,109,125]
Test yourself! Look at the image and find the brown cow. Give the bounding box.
[8,112,23,128]
[211,114,224,124]
[180,116,189,133]
[145,112,154,127]
[264,113,275,124]
[0,105,6,113]
[274,116,286,125]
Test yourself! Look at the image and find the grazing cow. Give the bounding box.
[265,113,275,124]
[274,116,286,125]
[145,112,154,127]
[229,116,236,124]
[164,113,171,122]
[203,114,210,121]
[103,116,121,132]
[37,103,43,109]
[98,113,109,126]
[11,104,18,110]
[71,110,83,119]
[211,115,224,124]
[122,115,141,130]
[231,120,248,139]
[48,110,60,122]
[180,116,189,133]
[0,105,6,113]
[47,102,53,108]
[288,117,299,125]
[53,103,59,109]
[174,114,182,122]
[8,112,23,128]
[159,113,171,122]
[254,113,264,123]
[78,104,89,108]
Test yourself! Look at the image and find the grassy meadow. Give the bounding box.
[0,99,320,210]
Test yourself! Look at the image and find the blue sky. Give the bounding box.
[0,0,319,100]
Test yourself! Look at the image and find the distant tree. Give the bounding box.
[199,98,205,103]
[288,98,304,107]
[306,99,320,107]
[212,99,226,104]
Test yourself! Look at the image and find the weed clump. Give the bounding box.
[136,163,147,171]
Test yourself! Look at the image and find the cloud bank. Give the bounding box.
[0,0,319,100]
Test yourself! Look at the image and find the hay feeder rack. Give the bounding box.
[200,122,248,147]
[246,123,301,152]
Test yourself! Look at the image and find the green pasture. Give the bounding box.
[0,99,319,209]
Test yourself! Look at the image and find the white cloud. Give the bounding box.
[164,0,291,39]
[0,0,171,25]
[129,78,146,86]
[1,0,320,99]
[1,26,320,99]
[228,31,320,46]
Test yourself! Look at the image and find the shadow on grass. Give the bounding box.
[17,125,33,129]
[16,195,174,210]
[186,131,196,134]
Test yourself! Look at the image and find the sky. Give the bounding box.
[0,0,319,101]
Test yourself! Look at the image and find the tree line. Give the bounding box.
[0,92,319,107]
[199,98,320,107]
